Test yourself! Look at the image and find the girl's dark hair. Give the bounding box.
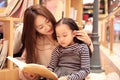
[22,5,56,63]
[53,18,83,43]
[52,18,92,57]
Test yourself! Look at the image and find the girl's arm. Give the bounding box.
[47,47,60,71]
[67,44,90,80]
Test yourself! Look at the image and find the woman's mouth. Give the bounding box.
[47,29,53,33]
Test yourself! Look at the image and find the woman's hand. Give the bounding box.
[74,30,94,52]
[58,76,67,80]
[19,69,39,80]
[74,30,91,45]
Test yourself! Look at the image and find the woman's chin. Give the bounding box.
[46,32,53,36]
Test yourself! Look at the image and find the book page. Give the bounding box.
[7,56,58,80]
[7,56,26,69]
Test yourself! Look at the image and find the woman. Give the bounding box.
[16,5,93,80]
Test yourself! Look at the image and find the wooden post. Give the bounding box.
[34,0,40,4]
[109,17,114,52]
[65,0,71,18]
[71,0,83,28]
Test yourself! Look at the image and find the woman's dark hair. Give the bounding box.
[22,5,56,63]
[52,18,92,57]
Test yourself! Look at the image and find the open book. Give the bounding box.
[7,56,58,80]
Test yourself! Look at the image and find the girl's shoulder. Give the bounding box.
[76,43,89,52]
[76,43,88,48]
[77,43,92,57]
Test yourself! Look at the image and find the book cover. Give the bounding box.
[10,0,23,17]
[17,0,28,18]
[11,0,33,18]
[0,39,3,53]
[0,40,8,69]
[0,0,20,16]
[7,56,58,80]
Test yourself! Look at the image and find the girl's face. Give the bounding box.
[56,24,75,47]
[35,15,53,35]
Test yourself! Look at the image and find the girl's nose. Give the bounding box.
[59,37,64,42]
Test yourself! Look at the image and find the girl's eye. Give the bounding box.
[56,36,60,38]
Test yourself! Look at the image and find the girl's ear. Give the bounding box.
[72,30,76,37]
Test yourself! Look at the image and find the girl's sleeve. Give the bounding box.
[67,44,90,80]
[47,47,60,72]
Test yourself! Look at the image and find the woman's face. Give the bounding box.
[35,15,53,35]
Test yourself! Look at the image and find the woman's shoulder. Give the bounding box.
[16,23,23,32]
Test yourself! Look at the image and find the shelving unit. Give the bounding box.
[0,0,38,80]
[34,0,40,4]
[0,0,83,80]
[65,0,83,28]
[33,0,83,28]
[0,17,22,80]
[99,0,108,19]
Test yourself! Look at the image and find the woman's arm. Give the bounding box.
[13,23,23,54]
[21,49,26,61]
[75,30,94,52]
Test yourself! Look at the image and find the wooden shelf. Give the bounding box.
[0,68,20,80]
[0,0,83,79]
[0,17,22,80]
[65,0,83,28]
[99,0,108,19]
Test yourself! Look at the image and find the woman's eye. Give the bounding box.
[63,35,67,37]
[37,25,43,29]
[46,20,49,23]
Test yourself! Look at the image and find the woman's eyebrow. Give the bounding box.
[45,18,49,22]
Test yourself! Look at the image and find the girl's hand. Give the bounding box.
[19,69,39,80]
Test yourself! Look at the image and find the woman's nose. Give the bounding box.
[44,24,50,30]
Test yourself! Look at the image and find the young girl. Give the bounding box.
[48,18,90,80]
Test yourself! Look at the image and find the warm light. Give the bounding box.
[83,0,94,4]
